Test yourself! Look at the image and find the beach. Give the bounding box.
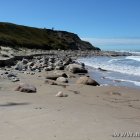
[0,50,140,140]
[0,72,140,140]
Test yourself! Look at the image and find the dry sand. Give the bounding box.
[0,71,140,140]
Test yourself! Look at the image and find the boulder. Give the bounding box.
[45,79,57,85]
[55,91,68,97]
[27,62,34,67]
[44,66,53,71]
[63,58,72,66]
[66,64,88,73]
[46,72,68,80]
[15,83,37,93]
[56,77,68,83]
[22,59,29,64]
[54,70,68,78]
[76,76,100,86]
[15,62,26,71]
[55,65,64,70]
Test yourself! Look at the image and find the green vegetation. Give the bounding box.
[0,22,100,50]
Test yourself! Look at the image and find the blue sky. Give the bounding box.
[0,0,140,50]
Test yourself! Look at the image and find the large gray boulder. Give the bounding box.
[56,77,68,83]
[76,76,100,86]
[66,64,88,73]
[15,83,37,93]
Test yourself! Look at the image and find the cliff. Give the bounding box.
[0,22,100,50]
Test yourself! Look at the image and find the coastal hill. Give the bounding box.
[0,22,100,50]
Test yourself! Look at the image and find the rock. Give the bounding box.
[76,76,100,86]
[15,62,26,71]
[45,75,61,80]
[35,69,41,72]
[48,57,55,63]
[46,73,68,80]
[98,67,107,71]
[45,79,57,85]
[56,77,68,83]
[54,60,63,66]
[66,64,88,73]
[55,65,64,70]
[63,58,72,66]
[55,91,68,97]
[27,62,34,67]
[4,72,9,74]
[12,78,20,82]
[53,71,68,78]
[15,83,37,93]
[7,73,17,78]
[22,59,29,64]
[44,66,53,71]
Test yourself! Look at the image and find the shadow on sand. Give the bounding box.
[0,102,30,107]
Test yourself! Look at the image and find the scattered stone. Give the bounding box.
[55,65,64,70]
[15,83,37,93]
[45,79,57,85]
[7,73,17,78]
[22,59,29,64]
[15,62,26,71]
[12,78,20,82]
[55,91,68,97]
[46,73,68,80]
[76,76,100,86]
[27,62,34,67]
[56,77,68,83]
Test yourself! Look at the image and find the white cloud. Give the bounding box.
[81,38,140,46]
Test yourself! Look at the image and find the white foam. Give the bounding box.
[105,77,140,86]
[126,56,140,62]
[78,57,140,76]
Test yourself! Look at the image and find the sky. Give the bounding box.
[0,0,140,50]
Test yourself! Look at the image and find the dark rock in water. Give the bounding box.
[66,64,88,74]
[15,83,37,93]
[98,67,107,71]
[76,76,100,86]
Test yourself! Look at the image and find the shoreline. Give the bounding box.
[0,48,134,67]
[0,48,140,139]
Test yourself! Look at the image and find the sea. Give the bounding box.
[77,46,140,89]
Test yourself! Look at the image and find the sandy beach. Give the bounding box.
[0,69,140,140]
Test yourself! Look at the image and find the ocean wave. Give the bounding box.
[105,77,140,86]
[125,56,140,62]
[78,57,140,76]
